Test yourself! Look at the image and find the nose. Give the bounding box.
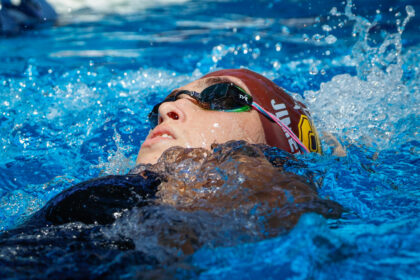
[157,100,185,126]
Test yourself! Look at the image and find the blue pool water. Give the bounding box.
[0,0,419,278]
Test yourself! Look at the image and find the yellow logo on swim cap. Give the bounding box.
[298,115,321,154]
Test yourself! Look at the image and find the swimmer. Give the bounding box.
[29,69,338,230]
[1,69,343,276]
[137,68,322,165]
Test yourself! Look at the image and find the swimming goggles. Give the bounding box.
[148,83,309,153]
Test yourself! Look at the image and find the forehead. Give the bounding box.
[173,75,251,96]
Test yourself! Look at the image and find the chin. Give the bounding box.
[136,152,160,165]
[136,143,177,164]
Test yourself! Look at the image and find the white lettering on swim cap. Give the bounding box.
[271,99,297,153]
[271,100,290,124]
[288,138,299,152]
[271,100,286,111]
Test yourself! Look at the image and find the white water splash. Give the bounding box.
[93,128,133,175]
[305,2,418,150]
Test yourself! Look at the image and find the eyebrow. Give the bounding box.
[202,77,233,87]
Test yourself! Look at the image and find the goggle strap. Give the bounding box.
[252,102,310,154]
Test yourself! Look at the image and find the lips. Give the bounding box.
[142,127,176,147]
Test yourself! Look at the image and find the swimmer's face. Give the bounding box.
[136,75,266,164]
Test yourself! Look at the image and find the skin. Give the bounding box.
[136,75,267,164]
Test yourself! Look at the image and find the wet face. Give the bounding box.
[136,75,266,164]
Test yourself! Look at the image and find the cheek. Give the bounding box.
[184,110,265,148]
[204,117,247,143]
[219,112,266,144]
[186,119,226,148]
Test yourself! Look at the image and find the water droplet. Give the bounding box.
[309,65,319,75]
[312,34,323,42]
[406,5,415,17]
[322,25,332,32]
[272,60,281,70]
[325,35,337,44]
[255,35,261,41]
[11,0,21,6]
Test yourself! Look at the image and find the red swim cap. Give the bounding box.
[203,69,321,154]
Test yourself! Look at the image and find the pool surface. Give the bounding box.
[0,0,419,279]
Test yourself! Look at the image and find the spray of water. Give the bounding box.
[305,1,417,150]
[93,127,133,175]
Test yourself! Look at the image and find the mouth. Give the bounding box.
[142,128,176,147]
[151,129,176,140]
